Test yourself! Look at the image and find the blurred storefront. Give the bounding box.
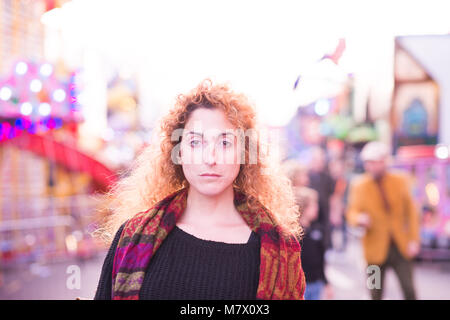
[285,38,374,167]
[391,35,450,260]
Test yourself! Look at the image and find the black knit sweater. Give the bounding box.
[94,223,261,300]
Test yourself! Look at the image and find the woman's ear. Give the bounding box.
[177,144,183,165]
[171,141,183,165]
[178,148,182,164]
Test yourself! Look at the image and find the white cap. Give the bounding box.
[360,141,390,162]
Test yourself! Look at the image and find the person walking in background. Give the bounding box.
[329,157,348,251]
[282,159,333,299]
[295,186,333,300]
[282,159,310,188]
[346,141,420,300]
[308,147,336,250]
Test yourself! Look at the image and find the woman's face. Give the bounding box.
[179,107,242,196]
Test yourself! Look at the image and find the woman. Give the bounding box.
[94,79,306,300]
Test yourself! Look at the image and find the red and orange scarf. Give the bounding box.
[111,187,306,299]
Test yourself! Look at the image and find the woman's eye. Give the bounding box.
[190,140,201,147]
[222,140,232,147]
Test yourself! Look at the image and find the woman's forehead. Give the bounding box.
[184,108,236,133]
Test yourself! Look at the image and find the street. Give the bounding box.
[0,235,449,300]
[325,234,450,300]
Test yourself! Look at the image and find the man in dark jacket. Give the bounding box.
[308,147,336,250]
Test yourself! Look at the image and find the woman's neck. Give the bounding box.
[180,185,243,226]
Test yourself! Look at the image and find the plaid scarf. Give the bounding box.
[111,187,306,300]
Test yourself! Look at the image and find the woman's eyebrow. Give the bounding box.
[187,131,203,137]
[220,132,236,138]
[186,131,236,138]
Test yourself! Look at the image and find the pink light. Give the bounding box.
[47,118,56,129]
[1,122,12,140]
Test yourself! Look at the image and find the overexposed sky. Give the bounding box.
[43,0,450,128]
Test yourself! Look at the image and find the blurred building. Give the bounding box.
[0,0,117,268]
[391,35,450,260]
[0,0,45,73]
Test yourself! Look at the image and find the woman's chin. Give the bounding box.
[191,183,229,196]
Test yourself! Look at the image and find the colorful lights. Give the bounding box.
[14,118,25,130]
[425,182,440,207]
[52,89,66,102]
[0,60,79,130]
[435,144,449,160]
[20,102,33,116]
[30,79,43,93]
[65,234,78,253]
[0,61,80,143]
[38,103,51,116]
[0,122,12,141]
[0,117,64,141]
[314,98,331,116]
[15,62,28,75]
[0,86,12,101]
[39,63,53,77]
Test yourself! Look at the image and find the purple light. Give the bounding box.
[28,122,37,134]
[15,118,25,130]
[39,119,49,133]
[1,122,11,139]
[47,118,56,129]
[54,118,63,128]
[8,126,16,139]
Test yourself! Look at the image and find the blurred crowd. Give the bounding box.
[283,141,422,300]
[283,146,345,300]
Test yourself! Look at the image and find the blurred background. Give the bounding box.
[0,0,449,299]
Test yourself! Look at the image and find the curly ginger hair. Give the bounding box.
[95,79,302,243]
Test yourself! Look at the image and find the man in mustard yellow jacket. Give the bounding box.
[346,141,420,300]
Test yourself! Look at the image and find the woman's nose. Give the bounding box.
[203,143,216,165]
